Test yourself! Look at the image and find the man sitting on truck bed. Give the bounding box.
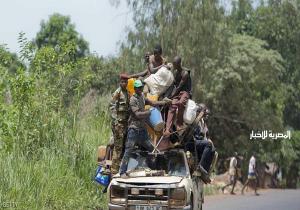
[183,104,215,184]
[164,56,192,136]
[119,79,168,176]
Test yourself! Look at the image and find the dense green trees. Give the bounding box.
[0,15,110,209]
[35,13,89,58]
[0,45,24,74]
[207,34,286,155]
[228,0,300,187]
[117,0,300,186]
[0,1,300,208]
[231,0,300,130]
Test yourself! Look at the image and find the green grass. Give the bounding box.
[0,96,111,210]
[203,184,220,196]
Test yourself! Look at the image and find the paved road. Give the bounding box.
[203,189,300,210]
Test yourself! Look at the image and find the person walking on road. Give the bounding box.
[222,152,238,194]
[241,154,259,196]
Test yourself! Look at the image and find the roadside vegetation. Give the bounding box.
[0,1,300,209]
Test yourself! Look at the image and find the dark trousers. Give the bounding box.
[185,140,214,172]
[119,128,154,174]
[196,140,214,172]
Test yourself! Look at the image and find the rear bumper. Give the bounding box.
[108,203,191,210]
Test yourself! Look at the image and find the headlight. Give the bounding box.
[169,187,186,207]
[110,185,126,204]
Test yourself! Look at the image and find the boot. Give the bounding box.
[195,165,211,184]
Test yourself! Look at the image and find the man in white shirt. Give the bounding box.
[222,152,238,194]
[241,154,259,195]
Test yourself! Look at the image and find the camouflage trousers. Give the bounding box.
[111,121,127,174]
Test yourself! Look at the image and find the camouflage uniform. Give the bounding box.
[110,87,130,174]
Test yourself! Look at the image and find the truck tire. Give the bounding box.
[191,193,202,210]
[191,194,194,210]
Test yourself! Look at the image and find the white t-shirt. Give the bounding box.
[229,157,237,175]
[248,156,256,174]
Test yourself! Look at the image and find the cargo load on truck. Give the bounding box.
[96,52,218,196]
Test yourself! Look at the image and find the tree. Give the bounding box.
[118,0,231,92]
[229,0,254,34]
[0,45,24,74]
[205,34,286,158]
[119,0,288,168]
[230,1,300,130]
[35,13,89,58]
[229,3,300,185]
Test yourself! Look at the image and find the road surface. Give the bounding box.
[203,189,300,210]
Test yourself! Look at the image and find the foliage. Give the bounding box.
[35,13,89,59]
[228,0,300,187]
[119,0,230,80]
[230,0,300,130]
[0,44,24,74]
[118,0,287,157]
[116,0,299,186]
[0,34,110,209]
[1,1,300,208]
[205,34,286,157]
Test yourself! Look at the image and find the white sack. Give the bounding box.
[144,66,174,96]
[183,99,199,124]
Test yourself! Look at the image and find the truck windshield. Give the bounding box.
[126,151,187,177]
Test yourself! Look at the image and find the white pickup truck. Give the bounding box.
[107,149,204,210]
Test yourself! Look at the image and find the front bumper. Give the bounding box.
[108,203,191,210]
[108,203,125,210]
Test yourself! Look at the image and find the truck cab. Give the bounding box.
[108,149,204,210]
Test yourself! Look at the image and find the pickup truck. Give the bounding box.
[107,149,204,210]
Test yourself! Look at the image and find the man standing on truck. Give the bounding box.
[164,56,191,136]
[119,79,168,176]
[148,44,167,74]
[109,74,130,175]
[128,51,151,79]
[129,44,167,79]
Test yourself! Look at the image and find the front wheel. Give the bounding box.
[191,193,202,210]
[191,176,204,210]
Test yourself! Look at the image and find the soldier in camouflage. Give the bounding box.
[110,74,130,174]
